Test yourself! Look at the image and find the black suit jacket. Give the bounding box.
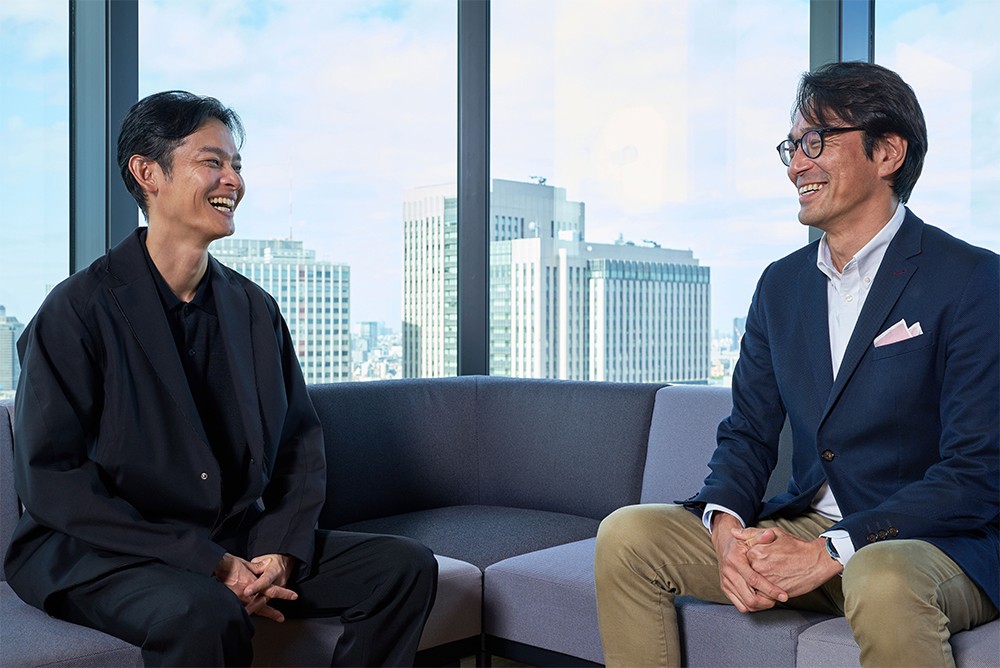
[4,229,326,611]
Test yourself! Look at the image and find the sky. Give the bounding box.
[2,0,997,336]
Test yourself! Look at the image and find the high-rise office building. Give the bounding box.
[0,306,25,396]
[211,238,351,384]
[402,184,458,379]
[404,179,711,383]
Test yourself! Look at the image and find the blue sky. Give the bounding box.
[2,0,997,334]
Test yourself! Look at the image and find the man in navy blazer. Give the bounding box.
[595,62,998,666]
[5,91,438,666]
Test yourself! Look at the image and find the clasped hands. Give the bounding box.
[214,552,297,622]
[711,513,842,614]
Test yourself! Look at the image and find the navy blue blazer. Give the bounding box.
[691,209,999,608]
[4,229,326,611]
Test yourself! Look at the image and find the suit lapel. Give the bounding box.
[820,211,923,424]
[107,231,208,445]
[212,259,265,462]
[797,250,834,401]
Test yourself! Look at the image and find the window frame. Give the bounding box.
[74,0,873,376]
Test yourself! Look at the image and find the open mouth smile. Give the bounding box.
[209,196,236,213]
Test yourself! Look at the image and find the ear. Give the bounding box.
[128,154,161,196]
[875,133,907,179]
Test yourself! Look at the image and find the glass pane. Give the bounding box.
[139,0,457,383]
[875,0,999,253]
[491,0,809,384]
[0,0,70,399]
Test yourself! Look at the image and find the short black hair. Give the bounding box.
[793,61,927,203]
[117,91,245,217]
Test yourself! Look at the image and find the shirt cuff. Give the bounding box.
[820,529,856,569]
[702,504,746,533]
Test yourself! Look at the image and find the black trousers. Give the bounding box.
[51,530,439,667]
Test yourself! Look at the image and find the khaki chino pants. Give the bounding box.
[594,504,996,667]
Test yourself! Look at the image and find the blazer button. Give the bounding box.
[821,450,835,462]
[200,472,209,480]
[867,533,878,543]
[888,527,899,537]
[877,530,887,540]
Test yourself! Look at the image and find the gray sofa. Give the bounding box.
[2,377,998,667]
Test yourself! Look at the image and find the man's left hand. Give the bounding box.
[739,527,842,599]
[244,553,298,622]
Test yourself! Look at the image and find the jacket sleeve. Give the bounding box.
[245,296,326,570]
[13,285,226,575]
[689,264,785,524]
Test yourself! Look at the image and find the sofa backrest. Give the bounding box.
[311,376,665,528]
[640,384,794,504]
[1,399,17,581]
[472,376,665,521]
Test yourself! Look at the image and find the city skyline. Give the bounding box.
[3,0,997,344]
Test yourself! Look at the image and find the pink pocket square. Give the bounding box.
[874,318,923,347]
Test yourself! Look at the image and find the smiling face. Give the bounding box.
[786,111,898,236]
[141,118,245,245]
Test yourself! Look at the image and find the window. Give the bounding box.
[875,0,999,253]
[0,0,70,398]
[490,0,809,384]
[139,0,457,382]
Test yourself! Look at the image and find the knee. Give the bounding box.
[149,581,252,645]
[842,542,928,617]
[380,536,438,589]
[596,504,685,569]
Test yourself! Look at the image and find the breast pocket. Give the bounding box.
[872,330,935,360]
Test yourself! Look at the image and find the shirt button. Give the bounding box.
[200,472,208,480]
[821,450,835,462]
[845,294,854,302]
[864,276,871,285]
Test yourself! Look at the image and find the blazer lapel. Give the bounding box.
[797,249,834,401]
[212,259,265,463]
[820,211,923,424]
[106,231,208,445]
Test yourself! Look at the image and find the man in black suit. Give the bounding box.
[5,91,438,666]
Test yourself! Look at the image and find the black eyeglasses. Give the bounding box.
[776,127,865,166]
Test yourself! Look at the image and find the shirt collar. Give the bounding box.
[816,202,906,280]
[140,227,215,314]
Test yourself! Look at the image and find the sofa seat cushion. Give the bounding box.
[795,616,1000,667]
[484,538,604,664]
[676,597,832,667]
[1,582,142,668]
[337,505,600,570]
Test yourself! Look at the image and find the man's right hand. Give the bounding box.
[710,512,789,613]
[213,553,298,622]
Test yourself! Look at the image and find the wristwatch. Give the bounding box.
[825,537,841,561]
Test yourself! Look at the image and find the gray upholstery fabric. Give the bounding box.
[795,616,1000,668]
[312,376,664,529]
[640,384,795,503]
[415,555,483,650]
[474,376,665,520]
[676,597,830,667]
[484,538,604,664]
[1,583,143,668]
[639,385,730,503]
[339,505,599,570]
[310,378,481,528]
